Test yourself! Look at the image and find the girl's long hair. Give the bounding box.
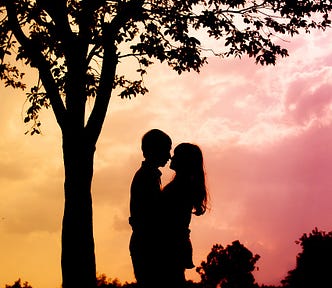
[173,143,208,216]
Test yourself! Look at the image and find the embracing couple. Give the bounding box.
[129,129,208,288]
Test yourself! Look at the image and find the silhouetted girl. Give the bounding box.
[160,143,208,288]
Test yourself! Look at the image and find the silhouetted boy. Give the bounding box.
[129,129,172,288]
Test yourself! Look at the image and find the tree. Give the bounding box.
[96,274,125,288]
[196,240,260,288]
[5,279,32,288]
[281,228,332,288]
[0,1,331,287]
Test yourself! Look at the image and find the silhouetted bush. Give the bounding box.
[196,240,260,288]
[4,279,32,288]
[185,280,203,288]
[96,274,137,288]
[281,227,332,288]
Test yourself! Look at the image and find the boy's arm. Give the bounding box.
[129,169,161,231]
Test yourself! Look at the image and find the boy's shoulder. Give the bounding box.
[133,161,161,181]
[141,161,161,174]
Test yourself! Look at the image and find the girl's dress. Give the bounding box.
[160,178,195,286]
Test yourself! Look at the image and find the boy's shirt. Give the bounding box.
[129,161,162,234]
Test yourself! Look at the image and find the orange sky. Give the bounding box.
[1,28,332,288]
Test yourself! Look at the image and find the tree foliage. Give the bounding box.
[281,227,332,288]
[4,279,32,288]
[96,274,137,288]
[0,0,331,134]
[196,240,260,288]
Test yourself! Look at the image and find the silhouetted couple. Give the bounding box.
[129,129,208,288]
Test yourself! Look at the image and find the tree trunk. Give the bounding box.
[61,131,97,288]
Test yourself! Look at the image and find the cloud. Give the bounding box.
[1,23,332,288]
[195,118,332,284]
[284,72,332,125]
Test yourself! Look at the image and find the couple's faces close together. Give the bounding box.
[156,145,181,172]
[146,131,197,172]
[149,143,172,168]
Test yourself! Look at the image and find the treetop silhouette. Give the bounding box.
[282,227,332,288]
[197,240,260,288]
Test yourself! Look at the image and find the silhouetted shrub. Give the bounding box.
[5,279,32,288]
[96,274,137,288]
[196,240,260,288]
[185,280,203,288]
[281,228,332,288]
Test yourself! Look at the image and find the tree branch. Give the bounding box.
[85,23,117,145]
[78,0,103,67]
[86,43,103,66]
[85,0,146,144]
[38,0,74,58]
[226,1,269,14]
[5,0,67,130]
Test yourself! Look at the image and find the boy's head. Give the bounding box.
[141,129,172,167]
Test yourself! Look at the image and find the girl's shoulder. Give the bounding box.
[162,180,176,192]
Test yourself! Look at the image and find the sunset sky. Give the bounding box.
[1,24,332,288]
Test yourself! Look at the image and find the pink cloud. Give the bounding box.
[285,81,332,125]
[196,120,332,285]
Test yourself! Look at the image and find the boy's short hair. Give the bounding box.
[141,129,172,158]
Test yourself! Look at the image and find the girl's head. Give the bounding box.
[170,143,208,215]
[170,143,203,174]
